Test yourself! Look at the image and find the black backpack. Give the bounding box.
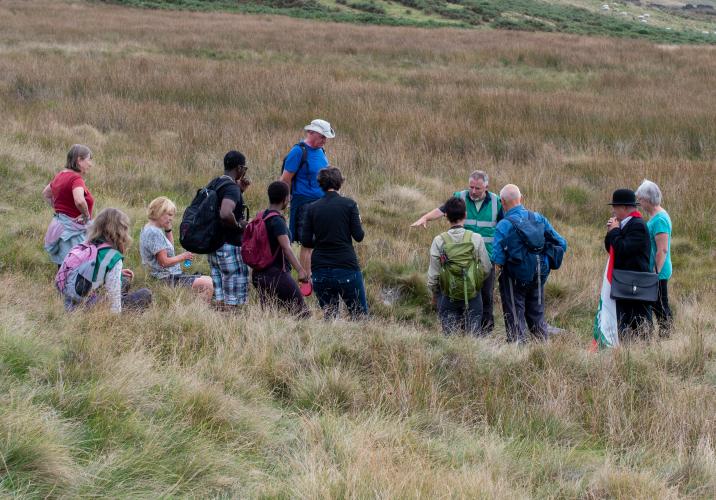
[179,177,236,254]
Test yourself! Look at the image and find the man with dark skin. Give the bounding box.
[250,181,310,318]
[207,151,251,311]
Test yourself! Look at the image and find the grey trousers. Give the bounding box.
[498,271,547,343]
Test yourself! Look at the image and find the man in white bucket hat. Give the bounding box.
[279,118,336,277]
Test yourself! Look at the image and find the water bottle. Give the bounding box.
[183,259,192,269]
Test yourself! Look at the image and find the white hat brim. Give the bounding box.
[304,124,335,139]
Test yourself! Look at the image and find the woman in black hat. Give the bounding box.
[605,188,653,340]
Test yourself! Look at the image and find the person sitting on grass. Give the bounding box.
[58,208,151,313]
[249,181,310,318]
[427,196,491,336]
[139,196,213,301]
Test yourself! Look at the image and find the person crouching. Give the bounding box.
[250,181,310,318]
[57,208,151,313]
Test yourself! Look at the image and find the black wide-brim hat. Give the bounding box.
[608,188,639,206]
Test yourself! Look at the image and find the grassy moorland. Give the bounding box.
[1,0,716,497]
[106,0,716,45]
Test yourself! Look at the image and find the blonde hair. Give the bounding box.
[147,196,176,221]
[87,208,132,254]
[65,144,92,173]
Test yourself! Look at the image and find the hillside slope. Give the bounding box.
[106,0,716,44]
[1,0,716,497]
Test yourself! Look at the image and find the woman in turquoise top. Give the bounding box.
[636,180,672,335]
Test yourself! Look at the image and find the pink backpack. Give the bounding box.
[240,210,283,271]
[55,242,121,300]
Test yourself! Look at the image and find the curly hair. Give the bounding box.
[317,166,344,192]
[87,208,132,254]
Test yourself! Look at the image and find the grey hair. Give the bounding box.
[499,184,521,202]
[636,179,662,206]
[65,144,92,172]
[469,170,489,184]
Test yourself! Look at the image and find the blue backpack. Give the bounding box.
[504,211,546,285]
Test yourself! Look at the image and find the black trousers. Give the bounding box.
[615,299,652,341]
[498,272,547,343]
[653,279,672,336]
[480,265,496,334]
[252,267,309,318]
[437,293,483,336]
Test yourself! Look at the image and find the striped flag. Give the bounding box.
[592,247,619,349]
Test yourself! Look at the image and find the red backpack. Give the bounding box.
[240,210,284,271]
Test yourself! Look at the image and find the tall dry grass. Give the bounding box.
[0,0,715,497]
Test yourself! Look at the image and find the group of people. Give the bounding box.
[43,119,368,321]
[42,118,673,344]
[415,173,673,343]
[414,173,569,342]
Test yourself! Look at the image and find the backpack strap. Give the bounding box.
[490,193,498,222]
[92,247,122,283]
[461,230,473,307]
[262,209,286,271]
[262,209,284,221]
[282,143,310,190]
[208,176,236,193]
[439,231,452,249]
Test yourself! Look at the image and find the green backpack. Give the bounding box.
[438,230,485,306]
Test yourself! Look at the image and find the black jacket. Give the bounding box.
[604,216,650,272]
[300,191,364,270]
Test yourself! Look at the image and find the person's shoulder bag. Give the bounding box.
[610,269,658,302]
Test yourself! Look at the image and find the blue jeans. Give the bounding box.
[312,268,368,320]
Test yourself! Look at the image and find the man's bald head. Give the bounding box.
[500,184,522,211]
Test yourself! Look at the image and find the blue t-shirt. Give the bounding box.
[647,210,672,280]
[283,142,328,199]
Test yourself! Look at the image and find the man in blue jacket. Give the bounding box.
[492,184,568,343]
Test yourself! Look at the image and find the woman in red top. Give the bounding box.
[43,144,95,265]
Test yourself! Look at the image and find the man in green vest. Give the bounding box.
[411,170,503,333]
